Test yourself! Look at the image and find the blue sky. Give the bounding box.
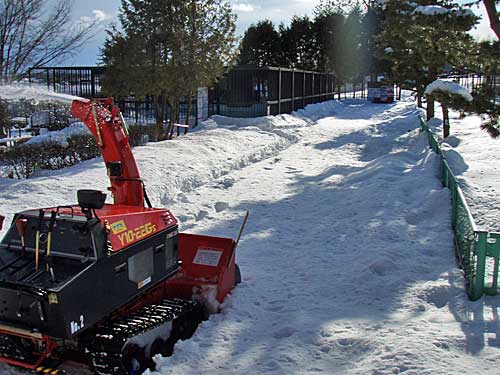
[67,0,496,66]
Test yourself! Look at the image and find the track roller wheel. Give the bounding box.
[121,343,148,375]
[150,337,172,358]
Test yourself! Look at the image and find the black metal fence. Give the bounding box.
[117,97,198,126]
[27,65,343,122]
[209,66,336,117]
[28,66,106,98]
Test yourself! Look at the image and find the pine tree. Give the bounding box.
[279,16,317,70]
[101,0,236,140]
[377,0,478,118]
[238,20,282,67]
[359,6,386,78]
[313,10,346,75]
[463,40,500,137]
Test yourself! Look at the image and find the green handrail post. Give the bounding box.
[469,232,487,300]
[485,234,500,296]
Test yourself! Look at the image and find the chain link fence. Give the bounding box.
[420,117,500,300]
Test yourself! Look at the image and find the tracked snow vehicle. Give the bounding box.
[0,98,245,374]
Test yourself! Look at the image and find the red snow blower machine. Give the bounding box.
[0,98,247,374]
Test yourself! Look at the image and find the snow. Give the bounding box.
[25,122,90,146]
[424,79,473,102]
[0,83,86,105]
[1,96,500,374]
[427,108,500,231]
[413,5,474,17]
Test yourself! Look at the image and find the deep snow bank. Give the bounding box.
[0,101,335,237]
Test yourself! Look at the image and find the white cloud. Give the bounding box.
[232,3,257,12]
[80,9,114,24]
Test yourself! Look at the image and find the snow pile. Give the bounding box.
[200,100,340,141]
[26,122,90,146]
[0,83,86,105]
[424,79,473,102]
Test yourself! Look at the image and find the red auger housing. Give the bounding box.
[0,98,245,374]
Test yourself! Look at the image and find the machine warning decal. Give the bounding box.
[110,220,127,235]
[193,248,223,267]
[48,293,58,304]
[117,222,157,246]
[138,276,152,289]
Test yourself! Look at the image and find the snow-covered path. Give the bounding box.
[153,101,500,375]
[1,98,500,375]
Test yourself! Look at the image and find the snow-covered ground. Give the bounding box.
[1,96,500,375]
[427,109,500,231]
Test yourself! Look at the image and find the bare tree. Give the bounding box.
[0,0,96,82]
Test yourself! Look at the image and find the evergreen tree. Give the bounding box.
[338,6,363,82]
[359,6,386,78]
[238,20,282,67]
[313,10,346,74]
[463,40,500,137]
[279,16,317,70]
[377,0,478,118]
[101,0,236,139]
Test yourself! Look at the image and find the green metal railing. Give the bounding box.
[420,117,500,300]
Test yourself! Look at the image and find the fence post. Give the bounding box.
[291,69,295,111]
[303,72,306,108]
[91,69,95,97]
[312,73,315,103]
[469,232,487,300]
[278,68,282,114]
[490,241,500,294]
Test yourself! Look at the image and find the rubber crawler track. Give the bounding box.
[88,299,203,375]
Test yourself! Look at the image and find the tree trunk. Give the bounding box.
[167,97,180,140]
[426,95,435,120]
[159,95,167,139]
[166,96,176,140]
[153,94,162,141]
[483,0,500,40]
[417,95,422,108]
[442,101,450,138]
[185,92,192,135]
[175,99,181,137]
